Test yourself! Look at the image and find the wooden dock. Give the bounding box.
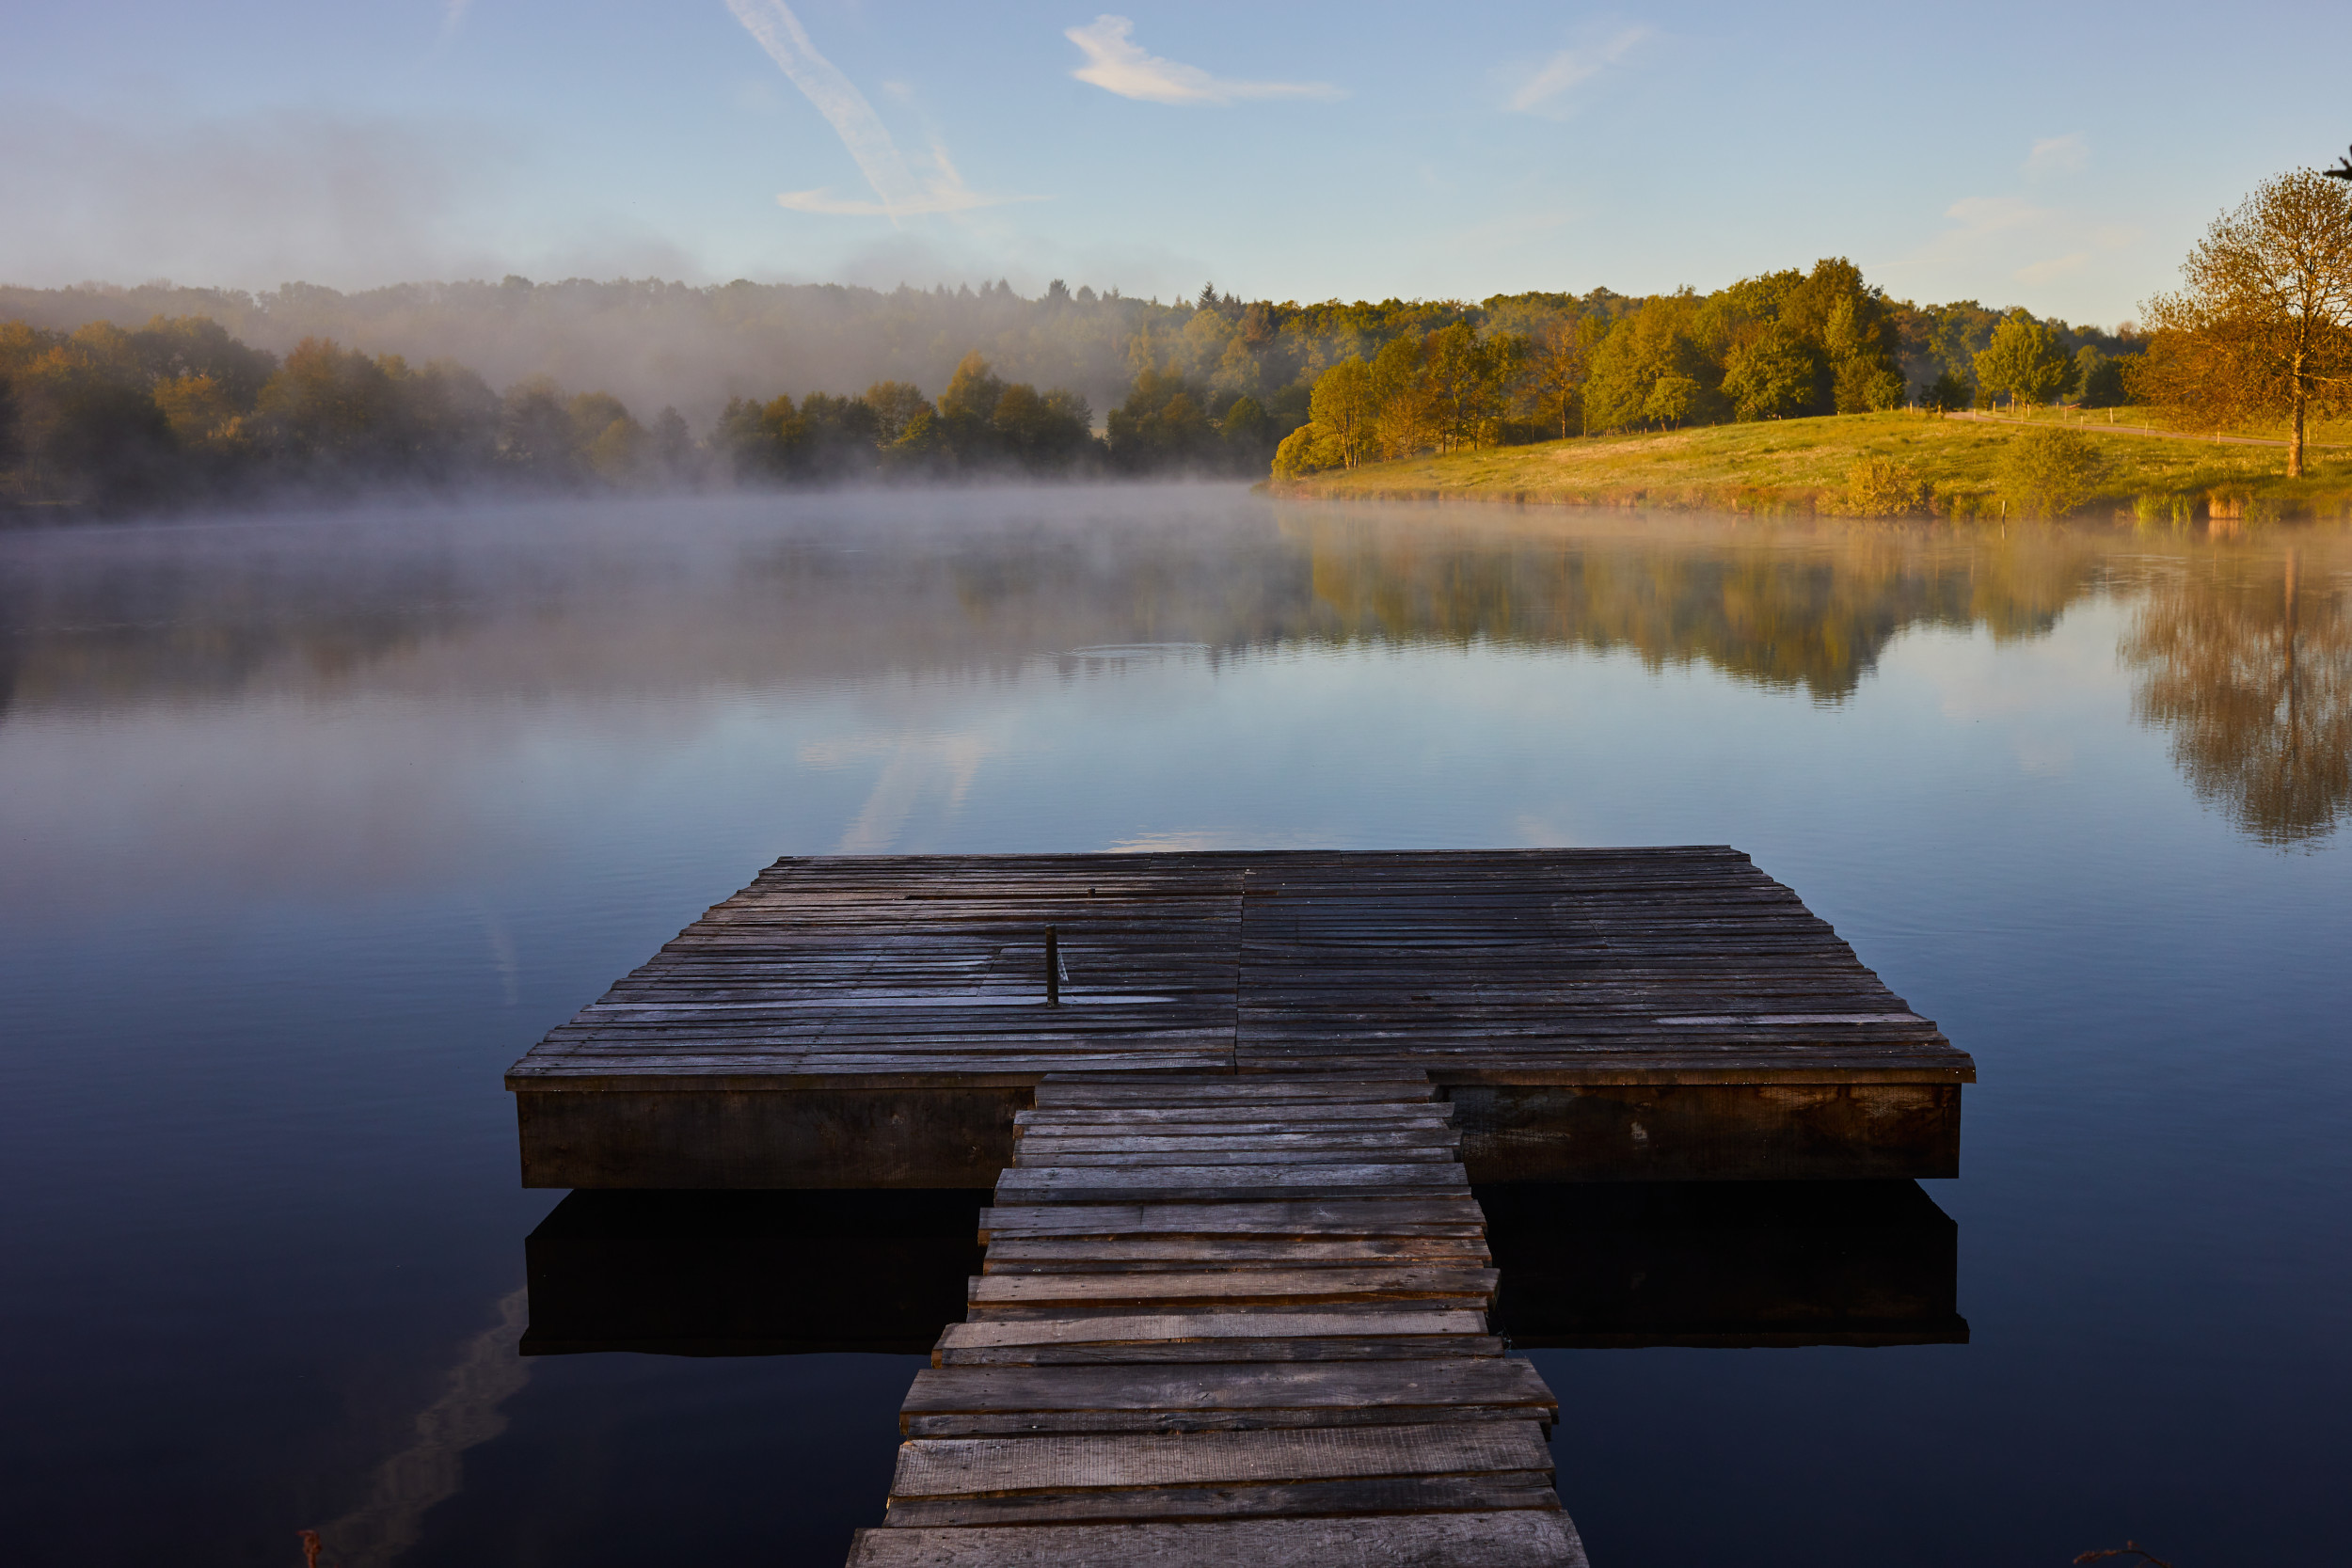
[849,1072,1587,1568]
[506,847,1974,1187]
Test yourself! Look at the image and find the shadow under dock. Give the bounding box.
[519,1180,1963,1356]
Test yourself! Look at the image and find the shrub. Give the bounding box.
[1270,424,1339,481]
[1997,427,2105,516]
[1845,457,1926,515]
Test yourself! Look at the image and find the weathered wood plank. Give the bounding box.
[969,1278,1486,1316]
[982,1237,1491,1272]
[977,1200,1488,1240]
[1014,1131,1460,1152]
[933,1310,1488,1354]
[847,1511,1590,1568]
[936,1335,1506,1367]
[994,1166,1471,1204]
[890,1421,1552,1497]
[883,1471,1563,1527]
[1012,1146,1458,1167]
[967,1267,1499,1311]
[899,1359,1556,1433]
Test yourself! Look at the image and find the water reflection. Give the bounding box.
[2122,549,2352,845]
[1478,1181,1965,1348]
[1,497,2345,849]
[1295,517,2099,698]
[519,1182,1961,1354]
[522,1192,989,1356]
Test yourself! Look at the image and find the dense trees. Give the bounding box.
[1269,256,2136,480]
[1974,311,2079,410]
[2132,169,2352,476]
[5,254,2163,508]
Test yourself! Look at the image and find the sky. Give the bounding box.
[4,0,2344,324]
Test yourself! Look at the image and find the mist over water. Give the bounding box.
[1,486,2346,1567]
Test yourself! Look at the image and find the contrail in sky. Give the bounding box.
[723,0,1025,219]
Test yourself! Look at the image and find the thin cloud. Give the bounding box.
[2025,134,2088,177]
[723,0,1028,221]
[776,186,1027,216]
[1507,26,1648,117]
[2016,251,2091,285]
[1065,15,1342,106]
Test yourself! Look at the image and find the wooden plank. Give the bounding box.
[937,1335,1506,1367]
[1013,1146,1458,1167]
[977,1200,1488,1240]
[899,1359,1556,1435]
[934,1311,1487,1354]
[1016,1107,1457,1129]
[968,1268,1499,1311]
[847,1511,1590,1567]
[883,1472,1562,1526]
[890,1421,1552,1496]
[982,1237,1491,1272]
[994,1166,1470,1203]
[1014,1131,1460,1152]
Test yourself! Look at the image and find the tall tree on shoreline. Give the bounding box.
[2133,169,2352,477]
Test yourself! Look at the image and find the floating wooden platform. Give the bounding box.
[506,848,1974,1187]
[849,1072,1589,1568]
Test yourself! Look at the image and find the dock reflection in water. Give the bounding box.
[521,1190,990,1357]
[519,1181,1962,1357]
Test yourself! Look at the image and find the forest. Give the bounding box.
[0,262,2140,513]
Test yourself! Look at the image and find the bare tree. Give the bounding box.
[2134,169,2352,476]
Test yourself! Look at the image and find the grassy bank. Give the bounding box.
[1276,411,2352,521]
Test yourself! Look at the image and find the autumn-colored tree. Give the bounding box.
[938,352,1008,422]
[1526,316,1599,439]
[1306,357,1375,468]
[862,381,932,445]
[2133,169,2352,476]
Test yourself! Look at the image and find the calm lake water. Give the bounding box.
[2,485,2346,1568]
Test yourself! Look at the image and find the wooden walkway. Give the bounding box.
[848,1072,1587,1568]
[508,848,1974,1187]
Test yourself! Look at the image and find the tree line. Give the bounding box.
[1274,260,2142,478]
[4,257,2156,510]
[0,316,1304,509]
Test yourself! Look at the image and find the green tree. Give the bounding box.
[1583,294,1718,431]
[1974,311,2078,410]
[1721,326,1816,420]
[1920,369,1972,413]
[2074,346,2128,407]
[1642,374,1700,428]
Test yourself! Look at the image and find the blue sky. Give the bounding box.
[4,1,2342,324]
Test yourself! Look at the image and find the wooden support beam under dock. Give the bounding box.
[506,847,1974,1186]
[850,1072,1588,1568]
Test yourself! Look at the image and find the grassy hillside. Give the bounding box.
[1277,411,2352,521]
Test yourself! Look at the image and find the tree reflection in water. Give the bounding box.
[2124,549,2352,845]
